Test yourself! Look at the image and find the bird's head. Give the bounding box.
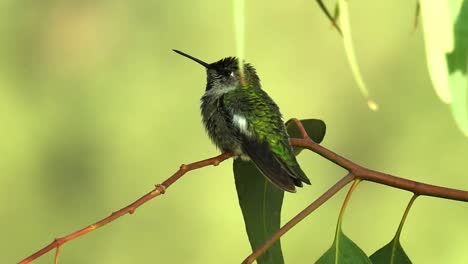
[173,49,260,92]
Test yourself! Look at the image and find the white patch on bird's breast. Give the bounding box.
[233,114,252,136]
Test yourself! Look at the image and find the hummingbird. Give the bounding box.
[173,49,310,192]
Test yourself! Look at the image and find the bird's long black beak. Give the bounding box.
[173,49,211,68]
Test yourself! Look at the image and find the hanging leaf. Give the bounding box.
[315,229,371,264]
[370,238,412,264]
[420,0,454,103]
[420,0,467,136]
[315,0,377,109]
[234,119,326,264]
[370,195,418,264]
[446,0,468,136]
[315,181,369,263]
[234,160,285,264]
[338,0,378,111]
[333,2,340,23]
[315,0,342,34]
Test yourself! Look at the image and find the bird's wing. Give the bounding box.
[240,135,297,192]
[223,88,309,192]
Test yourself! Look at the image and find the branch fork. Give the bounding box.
[19,120,468,264]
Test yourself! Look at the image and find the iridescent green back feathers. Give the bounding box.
[173,49,311,192]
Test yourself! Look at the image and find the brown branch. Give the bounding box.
[245,126,468,264]
[18,152,233,264]
[290,138,468,202]
[20,120,468,264]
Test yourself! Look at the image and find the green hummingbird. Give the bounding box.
[173,49,311,192]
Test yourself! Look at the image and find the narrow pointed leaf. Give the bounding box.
[338,0,378,111]
[234,160,285,264]
[234,119,326,263]
[333,2,340,22]
[421,0,468,136]
[420,0,454,103]
[315,0,342,34]
[370,238,412,264]
[316,229,371,264]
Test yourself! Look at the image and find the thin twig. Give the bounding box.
[242,173,355,264]
[18,152,232,264]
[20,121,468,263]
[292,118,311,141]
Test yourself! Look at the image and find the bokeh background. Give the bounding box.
[1,1,467,263]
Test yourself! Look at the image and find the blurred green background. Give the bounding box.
[2,1,467,263]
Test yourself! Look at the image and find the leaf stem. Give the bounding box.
[334,180,361,263]
[395,194,418,240]
[336,179,361,233]
[389,194,418,264]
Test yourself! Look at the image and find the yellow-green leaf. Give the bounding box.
[315,229,371,264]
[338,0,378,111]
[446,0,468,136]
[420,0,454,103]
[370,238,412,264]
[370,195,417,264]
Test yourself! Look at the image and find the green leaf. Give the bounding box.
[421,0,468,136]
[315,0,342,35]
[316,0,378,109]
[333,2,340,22]
[316,181,368,263]
[370,237,412,264]
[233,119,326,263]
[370,195,417,264]
[446,0,468,136]
[234,160,285,264]
[285,119,326,155]
[315,229,371,264]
